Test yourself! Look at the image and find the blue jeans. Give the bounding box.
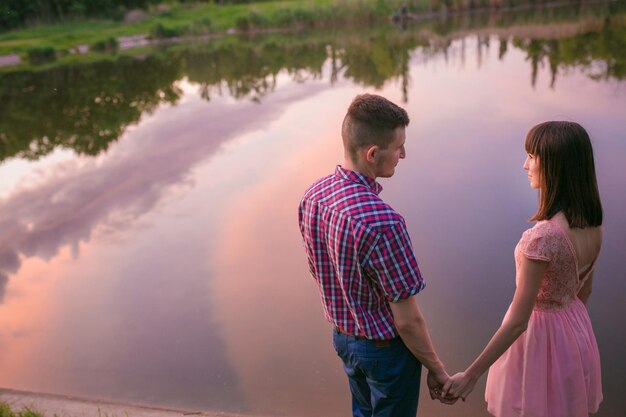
[332,329,422,417]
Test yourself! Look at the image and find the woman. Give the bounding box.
[442,121,604,417]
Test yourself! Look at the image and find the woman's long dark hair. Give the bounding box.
[525,121,603,228]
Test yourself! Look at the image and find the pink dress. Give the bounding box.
[485,220,603,417]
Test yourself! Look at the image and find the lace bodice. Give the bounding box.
[514,220,596,312]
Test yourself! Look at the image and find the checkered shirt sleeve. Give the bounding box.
[364,220,425,302]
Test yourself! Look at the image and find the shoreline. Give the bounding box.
[0,388,268,417]
[0,0,614,68]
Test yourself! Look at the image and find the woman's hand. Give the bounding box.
[442,372,478,401]
[427,371,458,404]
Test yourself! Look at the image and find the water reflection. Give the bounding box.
[0,81,331,412]
[0,5,625,417]
[0,55,183,161]
[1,6,625,163]
[0,80,329,298]
[211,125,344,414]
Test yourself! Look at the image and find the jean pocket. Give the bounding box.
[333,333,347,361]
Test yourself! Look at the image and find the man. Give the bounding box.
[298,94,451,416]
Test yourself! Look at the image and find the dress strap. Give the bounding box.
[577,253,599,290]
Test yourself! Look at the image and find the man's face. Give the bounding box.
[374,127,406,178]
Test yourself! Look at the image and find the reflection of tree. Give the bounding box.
[0,55,184,161]
[513,19,626,88]
[338,34,422,102]
[498,37,508,60]
[1,7,625,164]
[342,38,399,87]
[560,20,626,81]
[183,38,327,102]
[424,1,621,36]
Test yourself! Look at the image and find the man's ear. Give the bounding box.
[365,145,379,163]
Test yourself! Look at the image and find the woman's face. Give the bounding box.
[523,153,541,189]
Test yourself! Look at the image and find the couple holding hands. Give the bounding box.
[298,94,603,417]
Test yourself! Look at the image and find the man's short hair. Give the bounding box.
[342,94,410,161]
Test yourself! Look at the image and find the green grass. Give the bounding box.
[0,403,45,417]
[0,0,406,56]
[0,0,598,59]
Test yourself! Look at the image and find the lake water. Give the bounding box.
[0,5,625,417]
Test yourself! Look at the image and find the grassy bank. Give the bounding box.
[0,0,596,57]
[0,0,408,56]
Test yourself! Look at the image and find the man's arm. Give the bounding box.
[390,296,448,382]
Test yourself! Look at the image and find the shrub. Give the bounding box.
[68,2,87,16]
[235,16,250,31]
[249,11,270,28]
[189,17,213,35]
[26,46,56,64]
[151,23,186,38]
[236,10,273,31]
[272,8,296,26]
[91,37,119,52]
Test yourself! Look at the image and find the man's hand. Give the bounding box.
[427,371,458,405]
[442,372,478,402]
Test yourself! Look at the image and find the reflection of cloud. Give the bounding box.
[0,250,19,302]
[0,81,326,302]
[0,250,19,273]
[0,274,7,302]
[211,130,348,416]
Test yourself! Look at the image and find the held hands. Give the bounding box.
[441,372,478,402]
[427,371,458,405]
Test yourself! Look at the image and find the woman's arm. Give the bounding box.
[442,256,548,400]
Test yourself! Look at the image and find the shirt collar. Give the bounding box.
[335,165,383,195]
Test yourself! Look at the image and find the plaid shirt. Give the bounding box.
[298,165,425,340]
